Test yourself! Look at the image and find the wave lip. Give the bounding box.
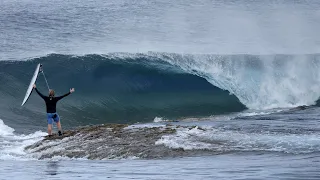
[152,52,320,110]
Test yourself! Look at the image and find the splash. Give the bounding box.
[0,119,46,160]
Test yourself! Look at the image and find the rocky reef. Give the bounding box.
[25,123,210,160]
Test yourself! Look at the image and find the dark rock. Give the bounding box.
[25,123,214,160]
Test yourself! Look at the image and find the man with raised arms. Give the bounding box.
[33,84,75,136]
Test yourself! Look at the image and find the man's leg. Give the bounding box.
[47,124,52,135]
[56,121,62,132]
[54,114,62,136]
[47,114,53,136]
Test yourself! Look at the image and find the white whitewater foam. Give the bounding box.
[0,119,47,160]
[0,119,15,136]
[156,126,212,150]
[153,117,169,123]
[237,108,284,118]
[156,126,320,153]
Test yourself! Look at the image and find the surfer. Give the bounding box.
[33,84,75,136]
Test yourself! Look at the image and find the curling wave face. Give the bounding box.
[1,52,320,132]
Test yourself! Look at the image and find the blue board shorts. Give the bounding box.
[46,113,60,124]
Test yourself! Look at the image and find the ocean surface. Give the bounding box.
[1,0,320,179]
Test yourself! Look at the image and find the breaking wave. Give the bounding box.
[1,52,320,130]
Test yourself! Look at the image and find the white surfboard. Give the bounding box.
[21,63,41,106]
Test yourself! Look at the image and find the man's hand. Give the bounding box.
[33,84,36,88]
[70,88,75,93]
